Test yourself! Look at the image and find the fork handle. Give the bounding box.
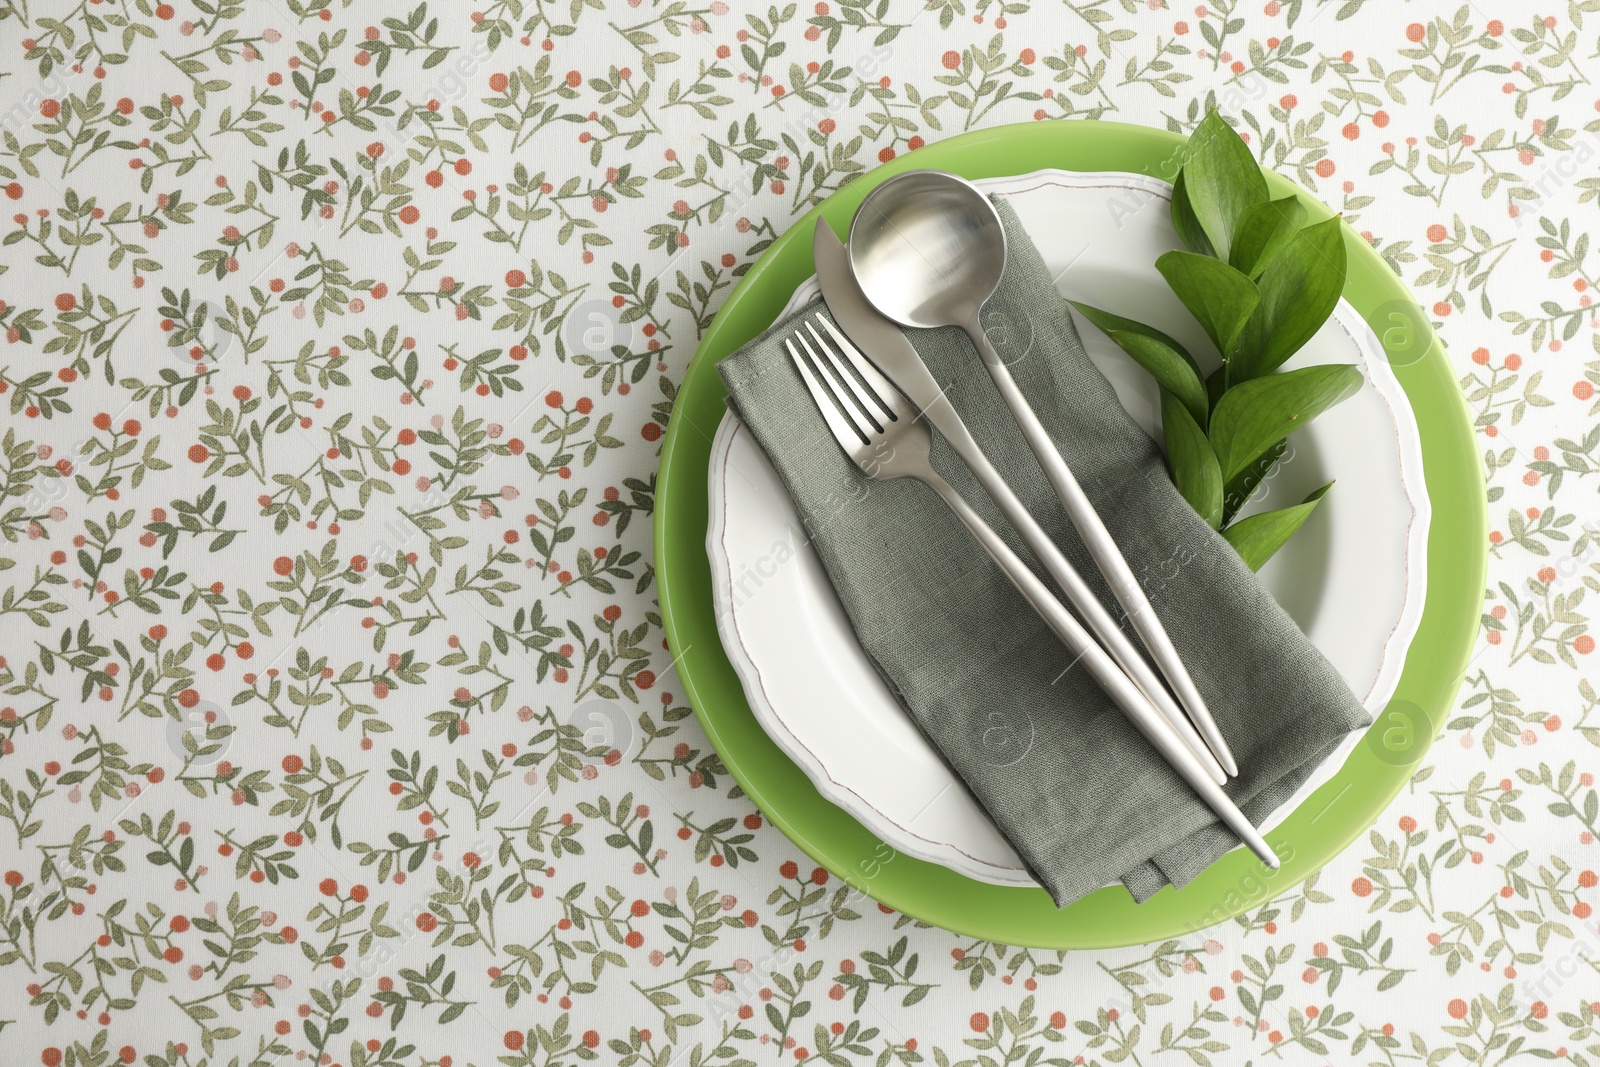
[916,391,1228,787]
[921,470,1278,869]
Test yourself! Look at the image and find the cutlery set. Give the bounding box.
[795,170,1279,869]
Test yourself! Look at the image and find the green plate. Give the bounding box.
[654,120,1486,948]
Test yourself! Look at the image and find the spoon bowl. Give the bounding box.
[847,170,1007,331]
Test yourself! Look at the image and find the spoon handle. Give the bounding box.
[964,318,1241,780]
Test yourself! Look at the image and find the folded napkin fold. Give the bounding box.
[718,198,1371,908]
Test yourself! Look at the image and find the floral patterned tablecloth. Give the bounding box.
[2,1,1599,1064]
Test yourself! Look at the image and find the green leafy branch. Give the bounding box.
[1072,109,1361,570]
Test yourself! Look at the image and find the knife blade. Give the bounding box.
[811,217,1233,789]
[812,218,958,429]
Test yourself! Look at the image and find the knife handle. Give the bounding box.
[921,468,1277,869]
[916,388,1229,787]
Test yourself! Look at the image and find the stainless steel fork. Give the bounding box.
[785,313,1278,869]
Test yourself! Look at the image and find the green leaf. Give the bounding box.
[1169,171,1216,258]
[1155,250,1259,355]
[1224,483,1333,570]
[1228,195,1308,279]
[1204,364,1228,413]
[1179,109,1269,260]
[1209,364,1365,481]
[1160,389,1223,529]
[1222,439,1286,524]
[1228,215,1348,381]
[1069,301,1208,428]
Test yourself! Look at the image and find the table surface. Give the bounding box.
[1,2,1597,1065]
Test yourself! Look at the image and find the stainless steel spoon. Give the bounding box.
[847,168,1240,778]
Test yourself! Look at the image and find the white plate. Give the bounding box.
[707,170,1430,887]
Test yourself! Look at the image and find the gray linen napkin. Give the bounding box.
[718,198,1371,908]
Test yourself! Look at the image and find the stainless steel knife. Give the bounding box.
[811,217,1234,790]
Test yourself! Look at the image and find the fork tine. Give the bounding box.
[805,320,897,428]
[786,337,869,449]
[811,315,913,423]
[795,327,886,436]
